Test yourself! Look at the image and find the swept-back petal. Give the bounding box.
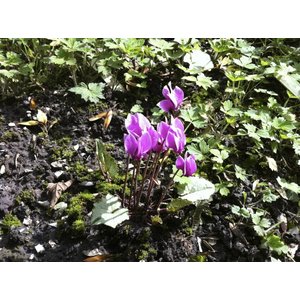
[174,86,184,106]
[162,84,171,98]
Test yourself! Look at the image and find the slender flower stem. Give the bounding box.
[121,156,130,207]
[128,161,136,210]
[135,154,152,209]
[153,150,170,181]
[155,169,179,211]
[133,160,141,209]
[144,151,162,210]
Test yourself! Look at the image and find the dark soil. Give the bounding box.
[0,90,299,262]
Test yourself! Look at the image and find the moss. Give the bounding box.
[67,192,95,218]
[1,213,22,232]
[96,181,122,195]
[51,145,75,161]
[0,130,18,142]
[71,219,85,235]
[136,243,158,261]
[57,137,72,146]
[151,215,163,225]
[71,161,88,174]
[15,189,35,204]
[69,161,98,182]
[189,255,207,262]
[59,192,71,203]
[183,227,193,236]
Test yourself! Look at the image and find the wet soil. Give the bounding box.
[0,90,299,262]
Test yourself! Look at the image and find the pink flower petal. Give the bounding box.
[185,154,197,176]
[171,117,184,132]
[162,85,171,98]
[124,134,138,157]
[157,99,175,112]
[176,155,185,171]
[138,132,152,158]
[174,86,184,106]
[157,121,170,140]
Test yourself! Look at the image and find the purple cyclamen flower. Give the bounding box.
[157,82,184,113]
[175,152,197,177]
[125,113,151,137]
[125,112,159,151]
[124,132,152,160]
[156,117,186,154]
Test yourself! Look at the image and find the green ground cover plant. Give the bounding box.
[0,38,299,261]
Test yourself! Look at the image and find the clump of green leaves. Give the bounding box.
[69,82,106,103]
[1,213,22,232]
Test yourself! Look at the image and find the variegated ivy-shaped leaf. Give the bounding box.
[91,194,129,228]
[175,176,215,203]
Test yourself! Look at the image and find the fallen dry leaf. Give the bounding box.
[104,110,112,129]
[88,112,107,122]
[18,120,39,126]
[29,97,37,110]
[47,180,73,208]
[89,110,113,129]
[83,254,112,262]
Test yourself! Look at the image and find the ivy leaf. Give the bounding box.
[183,50,214,72]
[262,190,279,203]
[210,149,229,164]
[180,107,207,129]
[149,39,175,50]
[49,48,76,65]
[130,104,144,113]
[69,82,105,103]
[176,176,215,203]
[0,69,19,78]
[195,74,217,90]
[275,69,300,98]
[233,55,257,70]
[266,156,278,172]
[91,194,129,228]
[235,165,247,182]
[243,123,261,141]
[272,117,296,131]
[254,225,265,236]
[276,177,300,194]
[292,139,300,155]
[265,234,289,255]
[260,218,271,228]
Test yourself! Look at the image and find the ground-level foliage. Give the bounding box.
[0,38,299,261]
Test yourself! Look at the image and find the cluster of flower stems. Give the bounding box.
[120,82,197,215]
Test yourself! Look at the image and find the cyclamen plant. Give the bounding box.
[122,82,197,215]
